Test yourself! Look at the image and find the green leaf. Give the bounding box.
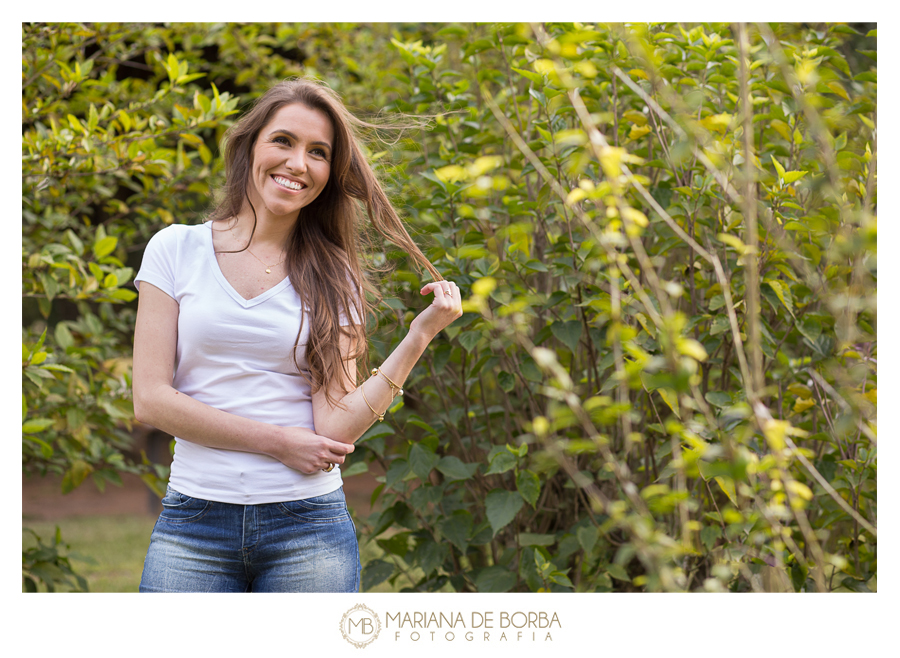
[770,154,786,179]
[485,451,517,475]
[576,525,599,553]
[765,279,795,317]
[519,532,556,547]
[61,459,92,494]
[340,461,369,477]
[485,489,524,535]
[358,423,394,443]
[840,576,871,593]
[475,566,516,592]
[361,559,395,591]
[439,510,473,552]
[704,391,732,408]
[551,320,583,353]
[700,525,722,551]
[790,561,808,592]
[782,171,808,184]
[22,418,54,434]
[412,540,447,576]
[409,443,440,480]
[92,236,117,259]
[516,469,541,508]
[606,563,630,582]
[384,458,410,490]
[436,455,479,481]
[377,532,410,558]
[457,330,482,353]
[497,371,515,392]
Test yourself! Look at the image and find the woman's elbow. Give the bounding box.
[132,385,160,427]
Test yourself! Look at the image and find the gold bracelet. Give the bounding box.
[372,367,403,398]
[360,381,385,422]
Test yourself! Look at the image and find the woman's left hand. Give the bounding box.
[409,281,463,340]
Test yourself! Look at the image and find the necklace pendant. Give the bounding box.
[265,268,271,274]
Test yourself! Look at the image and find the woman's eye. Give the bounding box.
[273,136,290,145]
[311,148,327,158]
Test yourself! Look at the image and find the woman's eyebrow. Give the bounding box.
[268,128,332,151]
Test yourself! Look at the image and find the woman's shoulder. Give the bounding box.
[147,222,210,248]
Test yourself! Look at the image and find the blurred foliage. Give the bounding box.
[23,22,875,593]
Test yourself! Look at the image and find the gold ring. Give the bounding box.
[444,289,452,295]
[322,463,335,472]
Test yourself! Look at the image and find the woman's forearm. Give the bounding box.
[133,383,354,474]
[313,326,433,444]
[134,382,288,457]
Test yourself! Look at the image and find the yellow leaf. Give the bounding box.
[468,156,504,177]
[717,232,749,254]
[471,277,497,297]
[763,419,788,451]
[786,480,813,501]
[701,113,732,133]
[827,81,850,101]
[566,188,587,205]
[622,109,648,126]
[574,60,598,78]
[787,383,812,398]
[770,119,792,142]
[434,165,468,184]
[770,155,786,179]
[677,338,708,362]
[621,207,648,227]
[628,125,651,140]
[792,397,815,414]
[534,59,556,75]
[658,388,680,418]
[714,476,738,505]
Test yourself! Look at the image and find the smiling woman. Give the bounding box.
[131,77,462,593]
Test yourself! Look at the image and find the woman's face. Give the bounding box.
[247,102,335,221]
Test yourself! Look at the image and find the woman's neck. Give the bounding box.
[232,203,297,251]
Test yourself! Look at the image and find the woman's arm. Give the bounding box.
[312,281,462,444]
[132,282,354,474]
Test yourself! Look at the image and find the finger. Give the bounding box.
[420,282,444,296]
[326,442,354,458]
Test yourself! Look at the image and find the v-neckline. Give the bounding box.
[204,223,292,308]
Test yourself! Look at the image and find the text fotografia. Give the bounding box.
[387,611,561,642]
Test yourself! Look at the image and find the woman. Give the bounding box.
[133,78,461,592]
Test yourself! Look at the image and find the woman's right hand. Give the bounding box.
[274,427,355,474]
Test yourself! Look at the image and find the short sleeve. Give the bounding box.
[134,225,179,299]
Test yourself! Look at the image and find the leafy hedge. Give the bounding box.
[22,22,876,592]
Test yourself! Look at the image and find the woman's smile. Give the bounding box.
[272,175,306,191]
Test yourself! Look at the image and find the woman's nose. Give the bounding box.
[286,148,307,174]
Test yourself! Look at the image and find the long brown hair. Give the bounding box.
[207,78,442,406]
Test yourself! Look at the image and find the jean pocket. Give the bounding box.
[159,487,211,524]
[278,488,349,523]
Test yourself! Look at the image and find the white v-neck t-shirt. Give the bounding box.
[134,222,343,504]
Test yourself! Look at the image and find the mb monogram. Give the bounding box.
[340,604,382,648]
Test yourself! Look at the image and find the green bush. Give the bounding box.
[23,22,876,593]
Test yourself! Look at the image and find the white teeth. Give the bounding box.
[273,176,304,190]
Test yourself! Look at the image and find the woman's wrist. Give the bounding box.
[264,424,291,461]
[406,325,437,347]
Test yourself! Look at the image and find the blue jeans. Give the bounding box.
[139,486,360,592]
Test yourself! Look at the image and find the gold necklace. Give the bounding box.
[229,222,286,274]
[246,247,286,274]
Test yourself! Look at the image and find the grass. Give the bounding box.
[22,507,410,593]
[22,514,158,592]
